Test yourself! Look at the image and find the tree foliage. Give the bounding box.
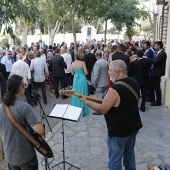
[0,0,38,37]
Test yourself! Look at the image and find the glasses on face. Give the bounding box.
[8,54,12,55]
[22,83,26,88]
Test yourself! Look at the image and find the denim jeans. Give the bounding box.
[8,154,38,170]
[107,131,138,170]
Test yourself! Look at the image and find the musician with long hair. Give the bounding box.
[0,75,44,170]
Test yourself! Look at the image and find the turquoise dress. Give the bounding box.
[72,68,89,118]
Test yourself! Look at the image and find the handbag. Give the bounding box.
[3,104,53,158]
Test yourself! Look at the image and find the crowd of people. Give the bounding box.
[0,38,167,170]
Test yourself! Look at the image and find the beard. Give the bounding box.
[110,76,116,83]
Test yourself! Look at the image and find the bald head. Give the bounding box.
[110,60,127,74]
[95,50,102,59]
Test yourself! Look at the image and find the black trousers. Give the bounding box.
[53,77,65,97]
[64,73,72,87]
[33,81,47,105]
[150,76,161,104]
[88,85,95,95]
[140,84,147,109]
[24,87,33,107]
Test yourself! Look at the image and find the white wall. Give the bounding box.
[19,33,123,46]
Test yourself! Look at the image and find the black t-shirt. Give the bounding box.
[104,77,142,137]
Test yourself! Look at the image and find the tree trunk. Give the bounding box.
[71,5,77,56]
[49,35,54,45]
[128,35,133,43]
[21,19,28,47]
[0,24,2,34]
[104,20,107,45]
[47,19,61,45]
[95,18,100,34]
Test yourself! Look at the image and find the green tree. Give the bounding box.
[109,0,148,41]
[0,0,38,37]
[38,0,69,45]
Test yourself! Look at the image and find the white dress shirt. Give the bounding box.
[40,54,46,61]
[62,53,72,73]
[1,56,13,72]
[9,60,31,88]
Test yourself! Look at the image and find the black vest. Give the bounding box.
[104,77,142,137]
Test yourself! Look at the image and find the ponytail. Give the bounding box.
[3,75,23,106]
[3,91,16,106]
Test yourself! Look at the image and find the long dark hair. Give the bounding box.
[3,75,23,106]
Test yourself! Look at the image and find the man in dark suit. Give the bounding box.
[0,72,6,99]
[0,62,7,78]
[112,44,130,74]
[143,41,154,59]
[49,48,68,99]
[83,49,96,95]
[24,51,34,98]
[24,51,34,67]
[150,41,167,106]
[132,50,152,112]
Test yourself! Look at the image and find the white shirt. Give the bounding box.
[40,54,46,61]
[9,60,31,88]
[1,56,13,72]
[30,57,49,82]
[62,53,72,73]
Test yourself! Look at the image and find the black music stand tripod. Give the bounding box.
[52,118,80,170]
[37,94,53,170]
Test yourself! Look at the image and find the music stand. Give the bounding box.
[48,104,82,170]
[37,95,53,170]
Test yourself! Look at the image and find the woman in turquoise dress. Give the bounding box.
[71,52,89,118]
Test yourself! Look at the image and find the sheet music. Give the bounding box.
[63,105,82,121]
[49,104,68,118]
[49,104,82,122]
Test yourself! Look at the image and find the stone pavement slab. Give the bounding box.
[37,101,170,170]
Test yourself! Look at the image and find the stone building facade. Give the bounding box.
[156,0,170,109]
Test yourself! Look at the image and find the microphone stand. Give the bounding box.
[37,94,52,170]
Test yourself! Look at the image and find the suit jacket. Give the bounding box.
[0,63,7,78]
[49,55,67,77]
[145,48,154,59]
[150,50,167,77]
[0,72,6,99]
[24,58,31,67]
[83,53,96,81]
[112,52,130,72]
[132,58,152,85]
[91,58,109,87]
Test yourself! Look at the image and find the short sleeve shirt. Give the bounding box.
[0,100,39,166]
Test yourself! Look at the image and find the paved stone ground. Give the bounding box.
[37,100,170,170]
[1,95,170,170]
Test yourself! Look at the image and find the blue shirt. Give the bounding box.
[1,56,13,72]
[30,57,49,82]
